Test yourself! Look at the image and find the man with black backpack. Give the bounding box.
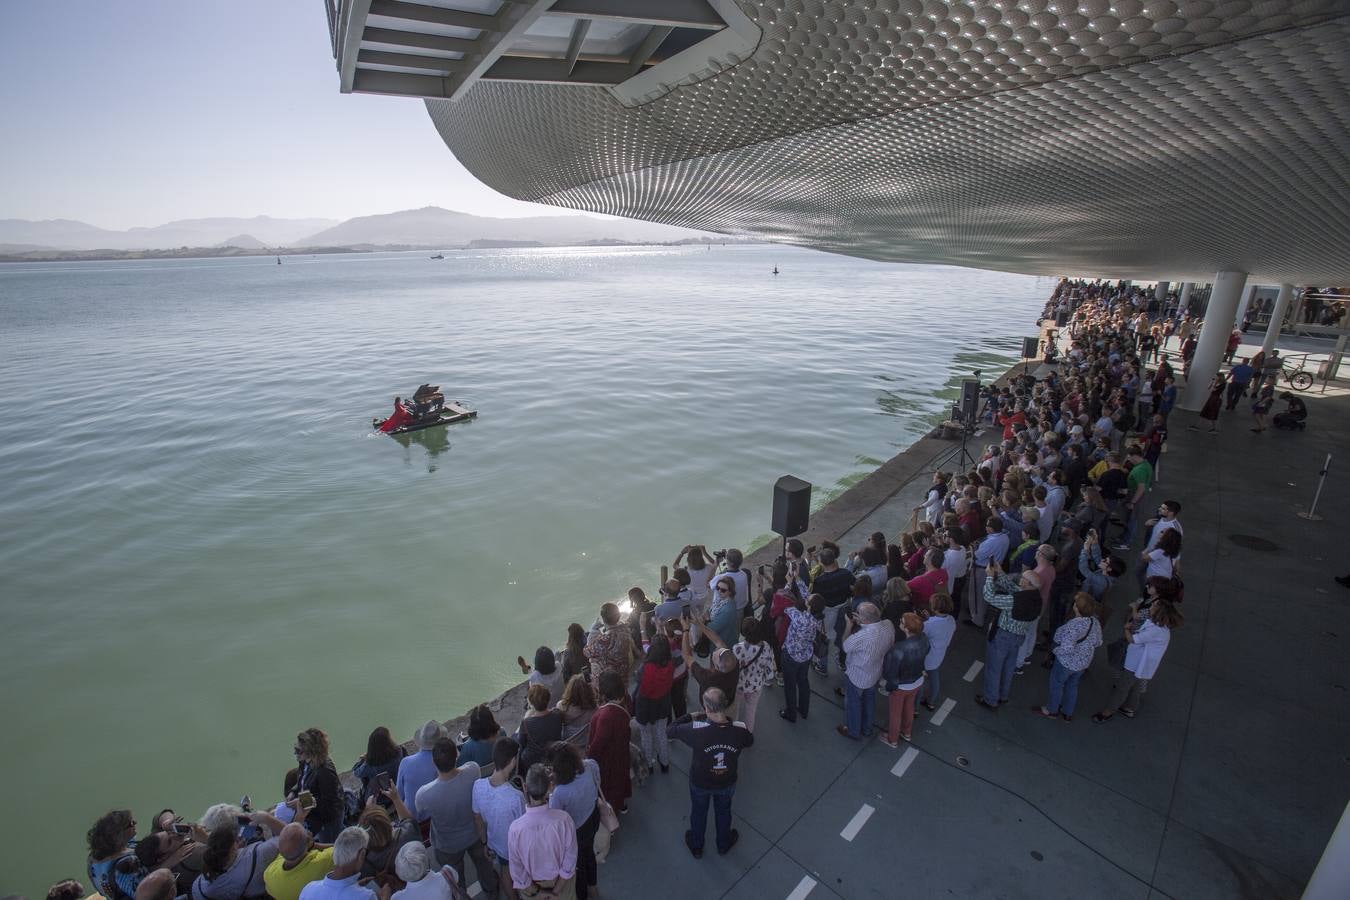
[975,563,1043,711]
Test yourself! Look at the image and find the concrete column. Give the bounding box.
[1154,280,1169,303]
[1261,283,1294,354]
[1177,282,1194,314]
[1181,271,1247,410]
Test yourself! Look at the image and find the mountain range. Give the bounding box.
[0,207,716,251]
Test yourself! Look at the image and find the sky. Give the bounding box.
[0,1,576,229]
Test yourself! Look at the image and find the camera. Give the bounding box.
[713,549,727,561]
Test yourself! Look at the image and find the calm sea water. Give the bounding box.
[0,245,1045,892]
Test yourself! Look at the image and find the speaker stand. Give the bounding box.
[955,418,979,471]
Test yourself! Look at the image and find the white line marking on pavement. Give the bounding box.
[840,803,875,841]
[890,746,919,778]
[931,697,956,726]
[786,875,817,900]
[963,660,983,682]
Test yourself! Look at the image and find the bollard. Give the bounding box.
[1297,453,1332,521]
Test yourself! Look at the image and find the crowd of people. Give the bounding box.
[61,277,1332,900]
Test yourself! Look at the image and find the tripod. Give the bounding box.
[954,414,979,470]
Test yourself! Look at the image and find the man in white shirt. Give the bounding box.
[1139,500,1183,592]
[835,603,894,740]
[298,828,384,900]
[970,520,1011,627]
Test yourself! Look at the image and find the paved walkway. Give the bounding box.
[591,365,1350,899]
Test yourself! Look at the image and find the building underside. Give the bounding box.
[329,1,1350,283]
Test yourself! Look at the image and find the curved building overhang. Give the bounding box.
[330,1,1350,283]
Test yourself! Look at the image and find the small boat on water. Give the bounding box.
[430,253,445,259]
[373,384,476,434]
[374,401,476,434]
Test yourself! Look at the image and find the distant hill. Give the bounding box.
[0,216,340,251]
[298,206,714,247]
[215,233,268,249]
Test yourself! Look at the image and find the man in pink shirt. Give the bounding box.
[507,766,578,898]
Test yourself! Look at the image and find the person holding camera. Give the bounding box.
[975,562,1042,711]
[835,602,894,740]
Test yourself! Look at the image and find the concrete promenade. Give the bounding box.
[594,355,1350,899]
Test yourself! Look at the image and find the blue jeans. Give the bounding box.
[921,667,941,706]
[781,654,811,719]
[844,678,875,738]
[688,783,735,852]
[1046,659,1085,715]
[982,627,1023,705]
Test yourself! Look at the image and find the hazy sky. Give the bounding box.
[0,1,576,229]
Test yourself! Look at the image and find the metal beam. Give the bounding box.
[338,0,375,92]
[564,18,591,77]
[549,0,723,30]
[357,49,460,72]
[367,0,496,32]
[362,26,477,54]
[352,68,451,98]
[447,0,559,101]
[482,56,629,85]
[625,25,673,78]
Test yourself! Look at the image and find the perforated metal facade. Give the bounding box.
[415,1,1350,281]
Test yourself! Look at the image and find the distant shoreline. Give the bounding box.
[0,238,763,263]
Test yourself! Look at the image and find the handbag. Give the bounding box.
[597,793,620,833]
[1105,636,1128,670]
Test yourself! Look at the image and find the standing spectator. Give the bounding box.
[291,729,344,843]
[779,592,824,722]
[905,548,948,612]
[391,844,453,900]
[471,738,525,900]
[506,766,577,899]
[555,675,598,741]
[809,547,856,674]
[919,591,957,711]
[1094,601,1184,723]
[547,743,601,900]
[1251,382,1276,432]
[1190,372,1226,434]
[1226,357,1255,409]
[1033,593,1102,721]
[1114,446,1154,551]
[354,727,406,809]
[835,602,895,740]
[87,810,147,900]
[976,565,1043,711]
[398,722,447,824]
[458,706,502,769]
[515,648,563,707]
[264,824,333,900]
[633,635,675,773]
[880,613,930,747]
[586,671,632,816]
[671,688,755,858]
[969,518,1010,627]
[707,617,775,733]
[706,576,743,651]
[584,603,636,695]
[515,685,564,776]
[1017,545,1057,673]
[415,738,495,898]
[296,828,381,900]
[1260,349,1282,387]
[558,624,588,685]
[675,544,715,613]
[683,622,739,708]
[913,472,948,526]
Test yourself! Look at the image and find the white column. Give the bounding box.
[1181,271,1247,410]
[1261,283,1294,354]
[1177,282,1194,314]
[1154,281,1169,303]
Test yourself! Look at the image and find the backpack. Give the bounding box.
[1011,588,1043,623]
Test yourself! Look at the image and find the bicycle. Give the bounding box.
[1280,357,1314,391]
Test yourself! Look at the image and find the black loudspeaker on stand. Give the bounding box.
[772,475,811,562]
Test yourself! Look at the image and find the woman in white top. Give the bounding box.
[676,544,715,612]
[391,842,455,900]
[919,591,957,711]
[1139,526,1181,582]
[1093,600,1183,723]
